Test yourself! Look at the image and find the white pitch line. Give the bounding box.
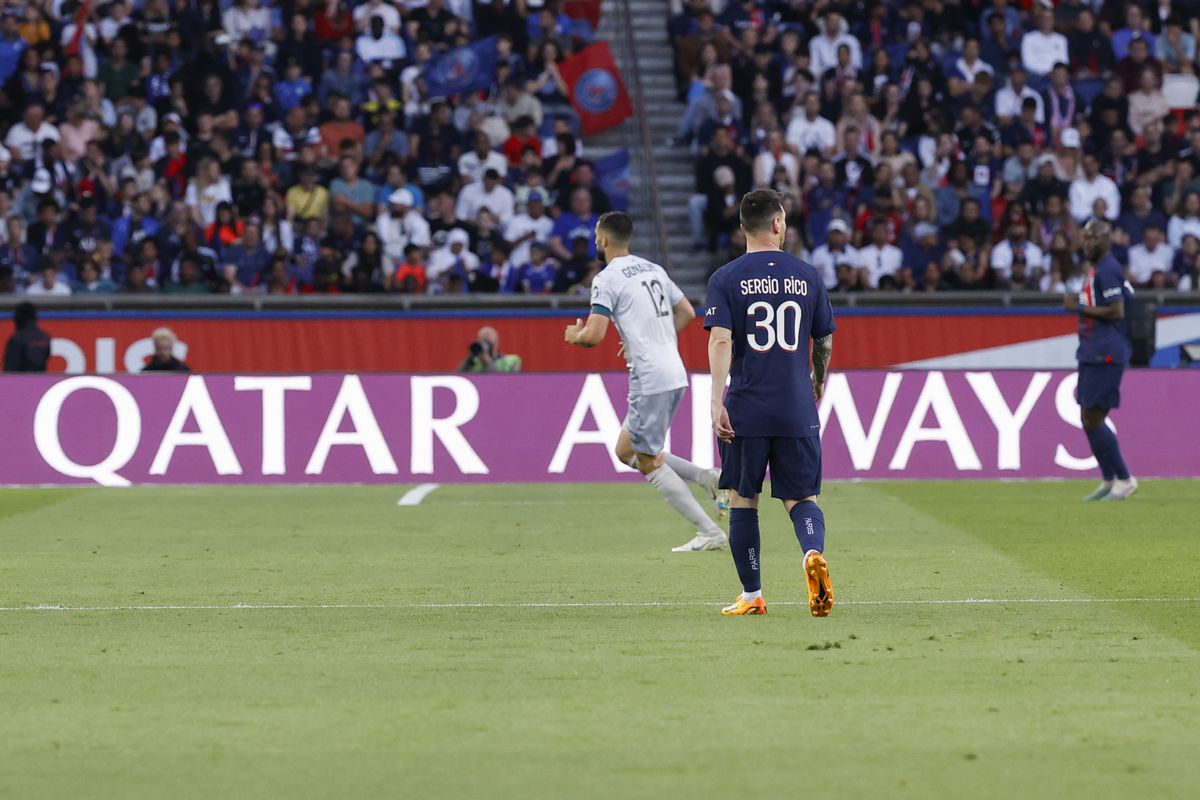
[1,597,1198,613]
[396,483,441,506]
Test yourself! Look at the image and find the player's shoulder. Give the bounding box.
[1099,252,1126,275]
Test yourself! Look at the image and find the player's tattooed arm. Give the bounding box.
[812,335,833,401]
[812,335,833,383]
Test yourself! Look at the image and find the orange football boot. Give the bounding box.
[721,595,768,615]
[804,551,834,617]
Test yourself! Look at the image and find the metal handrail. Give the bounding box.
[609,0,673,273]
[4,291,1199,313]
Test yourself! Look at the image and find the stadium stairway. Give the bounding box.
[589,0,709,297]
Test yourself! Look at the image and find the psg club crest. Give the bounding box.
[574,68,618,114]
[435,46,481,93]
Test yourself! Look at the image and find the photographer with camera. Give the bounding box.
[459,325,522,373]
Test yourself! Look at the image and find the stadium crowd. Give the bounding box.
[0,0,608,296]
[675,0,1200,292]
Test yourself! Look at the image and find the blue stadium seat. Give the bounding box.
[1072,78,1106,112]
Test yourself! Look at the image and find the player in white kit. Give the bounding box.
[564,212,729,552]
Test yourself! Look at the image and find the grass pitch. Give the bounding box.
[0,481,1197,799]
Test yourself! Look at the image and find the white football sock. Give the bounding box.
[646,465,722,537]
[663,453,706,485]
[742,590,762,602]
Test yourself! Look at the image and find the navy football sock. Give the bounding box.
[728,508,761,594]
[1088,424,1130,481]
[1085,426,1117,481]
[789,501,825,554]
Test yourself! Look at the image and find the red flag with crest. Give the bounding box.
[558,42,633,136]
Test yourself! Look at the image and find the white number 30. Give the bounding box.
[747,301,803,353]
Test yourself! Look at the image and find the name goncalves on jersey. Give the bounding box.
[739,277,809,296]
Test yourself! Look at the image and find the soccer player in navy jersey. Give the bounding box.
[703,189,836,616]
[1064,219,1139,501]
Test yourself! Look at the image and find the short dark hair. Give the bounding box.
[14,301,36,328]
[597,211,633,243]
[739,189,785,234]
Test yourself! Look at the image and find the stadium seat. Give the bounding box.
[1072,78,1107,112]
[1163,73,1200,110]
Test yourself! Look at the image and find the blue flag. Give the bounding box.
[422,37,501,99]
[594,149,630,212]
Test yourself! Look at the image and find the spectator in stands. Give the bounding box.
[395,244,428,294]
[72,257,117,294]
[550,188,599,261]
[1157,17,1196,73]
[992,217,1045,290]
[1127,68,1170,137]
[1176,238,1200,290]
[995,68,1044,126]
[809,12,860,77]
[857,216,905,290]
[1117,35,1163,93]
[286,167,329,225]
[1119,185,1168,247]
[809,218,857,291]
[511,241,557,294]
[329,156,376,226]
[459,131,509,183]
[1069,9,1114,78]
[164,255,211,295]
[456,168,515,232]
[1168,192,1200,248]
[1113,4,1155,61]
[222,223,271,293]
[427,228,478,291]
[26,262,71,296]
[142,327,190,372]
[355,14,405,69]
[186,158,232,229]
[5,104,58,163]
[1128,224,1176,287]
[833,126,873,195]
[945,197,991,249]
[504,188,553,269]
[1070,152,1121,223]
[786,91,836,158]
[1022,9,1070,78]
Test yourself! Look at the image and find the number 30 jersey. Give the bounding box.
[591,254,689,397]
[704,250,836,438]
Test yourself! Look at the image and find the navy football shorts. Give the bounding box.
[718,436,822,501]
[1077,363,1124,410]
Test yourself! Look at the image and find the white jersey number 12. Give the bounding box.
[641,279,670,318]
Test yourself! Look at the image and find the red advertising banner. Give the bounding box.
[29,311,1089,374]
[558,42,634,135]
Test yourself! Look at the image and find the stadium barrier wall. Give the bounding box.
[2,370,1196,486]
[17,309,1144,372]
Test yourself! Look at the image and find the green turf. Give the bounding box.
[0,481,1197,799]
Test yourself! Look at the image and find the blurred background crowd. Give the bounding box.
[674,0,1200,292]
[0,0,1197,297]
[0,0,608,296]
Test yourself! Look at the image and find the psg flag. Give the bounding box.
[559,42,633,136]
[422,36,501,99]
[594,149,630,212]
[561,0,602,29]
